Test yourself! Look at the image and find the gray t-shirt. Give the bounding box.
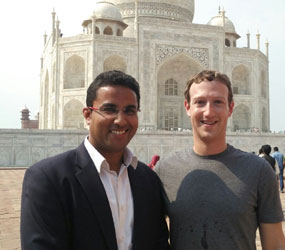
[156,144,283,250]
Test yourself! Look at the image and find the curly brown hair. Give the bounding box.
[184,70,233,106]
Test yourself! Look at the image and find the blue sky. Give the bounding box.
[0,0,284,131]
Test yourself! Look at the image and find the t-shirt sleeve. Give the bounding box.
[257,161,284,223]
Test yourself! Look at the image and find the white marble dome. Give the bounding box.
[94,1,123,22]
[106,0,195,22]
[207,12,236,34]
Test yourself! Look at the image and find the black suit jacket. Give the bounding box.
[21,142,169,250]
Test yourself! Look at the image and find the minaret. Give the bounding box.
[44,32,47,46]
[256,31,260,50]
[246,31,250,48]
[56,18,60,40]
[265,40,269,58]
[52,9,56,45]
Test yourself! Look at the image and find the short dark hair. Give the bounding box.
[184,70,233,105]
[261,144,271,155]
[274,147,279,152]
[86,70,140,109]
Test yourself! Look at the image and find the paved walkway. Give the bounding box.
[0,169,25,250]
[0,168,284,250]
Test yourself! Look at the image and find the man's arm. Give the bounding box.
[260,222,285,250]
[21,165,69,250]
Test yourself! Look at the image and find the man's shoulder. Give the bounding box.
[136,161,159,176]
[28,144,83,174]
[160,148,191,163]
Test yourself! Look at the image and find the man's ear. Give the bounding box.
[228,101,234,117]
[83,107,92,125]
[184,100,191,117]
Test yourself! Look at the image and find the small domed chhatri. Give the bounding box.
[208,7,240,47]
[82,1,127,36]
[93,1,124,22]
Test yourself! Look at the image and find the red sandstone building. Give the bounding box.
[21,107,39,129]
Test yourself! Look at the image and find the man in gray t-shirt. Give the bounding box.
[156,70,285,250]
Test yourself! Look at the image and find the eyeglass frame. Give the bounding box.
[88,105,140,118]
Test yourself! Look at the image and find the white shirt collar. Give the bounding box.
[84,136,137,173]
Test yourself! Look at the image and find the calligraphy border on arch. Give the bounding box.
[156,44,209,68]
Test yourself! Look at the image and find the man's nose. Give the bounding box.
[203,102,214,116]
[113,110,128,124]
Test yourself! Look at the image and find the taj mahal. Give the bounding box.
[1,0,285,168]
[39,0,270,133]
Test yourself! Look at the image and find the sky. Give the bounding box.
[0,0,284,131]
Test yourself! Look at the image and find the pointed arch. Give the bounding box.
[260,70,267,98]
[103,55,127,73]
[232,104,251,131]
[64,55,85,89]
[103,26,113,35]
[225,39,231,47]
[157,53,203,130]
[232,65,251,95]
[117,29,123,36]
[63,99,85,129]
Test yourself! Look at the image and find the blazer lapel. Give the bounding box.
[75,143,118,250]
[128,166,146,248]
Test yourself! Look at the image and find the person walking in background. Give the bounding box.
[148,155,160,170]
[260,144,276,171]
[260,144,279,179]
[258,147,265,157]
[272,146,285,193]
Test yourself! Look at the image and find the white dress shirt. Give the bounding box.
[84,137,137,250]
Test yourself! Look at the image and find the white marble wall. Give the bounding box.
[1,129,285,167]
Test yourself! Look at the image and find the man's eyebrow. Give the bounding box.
[125,104,137,108]
[100,103,117,107]
[100,103,138,108]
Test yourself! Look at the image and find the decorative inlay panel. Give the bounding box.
[156,44,209,68]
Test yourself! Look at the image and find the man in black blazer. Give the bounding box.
[21,70,169,250]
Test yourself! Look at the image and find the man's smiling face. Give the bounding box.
[84,85,138,158]
[185,80,234,146]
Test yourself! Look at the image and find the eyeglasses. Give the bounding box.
[88,106,140,118]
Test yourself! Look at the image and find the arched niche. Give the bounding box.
[225,39,231,47]
[103,26,113,35]
[157,53,203,130]
[103,55,127,73]
[232,64,251,95]
[232,104,251,131]
[260,70,267,98]
[64,55,85,89]
[63,99,85,129]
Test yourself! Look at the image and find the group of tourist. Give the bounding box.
[259,145,285,193]
[20,70,285,250]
